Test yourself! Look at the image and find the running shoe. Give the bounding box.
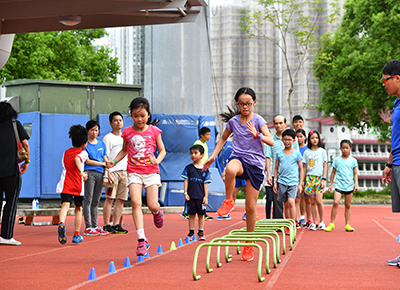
[136,239,150,256]
[306,220,313,228]
[153,209,164,228]
[217,199,235,217]
[84,228,100,236]
[241,243,254,261]
[325,223,335,232]
[318,221,326,230]
[103,224,116,234]
[388,255,400,266]
[345,224,355,232]
[284,228,290,235]
[180,212,189,220]
[216,214,231,220]
[204,214,214,221]
[299,219,306,227]
[0,237,21,246]
[198,232,206,241]
[308,223,317,231]
[113,224,128,234]
[58,223,67,244]
[295,221,300,229]
[242,213,246,220]
[72,234,83,244]
[187,232,194,240]
[95,227,109,235]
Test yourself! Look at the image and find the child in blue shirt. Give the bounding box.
[273,129,303,229]
[325,140,358,232]
[182,145,211,241]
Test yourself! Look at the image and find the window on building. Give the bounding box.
[373,163,378,171]
[366,145,371,153]
[373,145,378,153]
[380,163,386,170]
[330,127,334,133]
[366,179,371,187]
[373,179,379,187]
[365,163,371,171]
[358,145,364,153]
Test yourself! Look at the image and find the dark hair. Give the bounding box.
[0,101,18,122]
[109,111,123,123]
[295,129,307,138]
[199,127,211,136]
[273,115,287,124]
[292,115,304,123]
[220,87,256,123]
[282,129,296,140]
[69,125,88,148]
[340,139,352,148]
[129,97,159,126]
[307,130,323,149]
[190,144,204,155]
[383,59,400,75]
[86,119,100,132]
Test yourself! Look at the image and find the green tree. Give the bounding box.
[313,0,400,141]
[240,0,339,121]
[0,29,121,84]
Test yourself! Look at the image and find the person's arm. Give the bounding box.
[203,183,209,206]
[74,156,88,181]
[273,159,279,193]
[382,151,393,185]
[151,134,166,165]
[203,128,231,171]
[20,139,30,174]
[183,178,190,201]
[247,123,274,147]
[298,160,304,193]
[328,167,336,193]
[106,139,128,168]
[321,161,327,189]
[301,163,308,183]
[266,157,272,186]
[353,165,358,193]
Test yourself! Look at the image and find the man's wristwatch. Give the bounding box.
[386,163,393,169]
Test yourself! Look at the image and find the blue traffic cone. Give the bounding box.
[185,236,191,244]
[137,255,145,263]
[397,235,400,242]
[144,251,150,258]
[108,261,116,273]
[123,257,131,268]
[87,268,97,280]
[178,238,184,247]
[192,234,197,241]
[156,244,163,254]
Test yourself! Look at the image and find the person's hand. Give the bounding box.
[81,171,88,182]
[106,160,115,169]
[328,184,333,193]
[353,184,358,193]
[321,179,326,189]
[20,162,29,174]
[203,156,215,171]
[184,194,190,201]
[273,183,278,193]
[298,184,303,194]
[150,156,159,165]
[203,196,208,206]
[382,167,392,185]
[267,175,273,186]
[246,121,257,138]
[103,177,109,187]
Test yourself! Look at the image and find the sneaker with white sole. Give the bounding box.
[308,223,317,231]
[216,214,231,220]
[299,219,306,227]
[388,255,400,266]
[318,221,326,230]
[84,228,100,236]
[95,227,109,235]
[136,238,150,256]
[0,236,21,246]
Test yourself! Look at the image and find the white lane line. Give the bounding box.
[264,229,305,290]
[373,219,397,240]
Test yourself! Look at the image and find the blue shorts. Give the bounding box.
[235,178,247,188]
[187,199,206,216]
[230,156,264,191]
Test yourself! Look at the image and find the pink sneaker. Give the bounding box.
[153,209,164,228]
[95,227,109,236]
[84,228,100,236]
[136,239,150,256]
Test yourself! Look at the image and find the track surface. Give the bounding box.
[1,205,400,289]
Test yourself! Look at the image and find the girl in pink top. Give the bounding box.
[106,97,166,256]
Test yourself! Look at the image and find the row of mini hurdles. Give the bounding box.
[192,218,296,282]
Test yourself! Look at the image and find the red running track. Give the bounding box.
[1,205,400,289]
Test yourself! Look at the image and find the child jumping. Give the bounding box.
[203,87,274,261]
[325,140,358,232]
[301,130,327,231]
[273,129,303,232]
[106,97,166,256]
[182,145,211,241]
[56,125,88,244]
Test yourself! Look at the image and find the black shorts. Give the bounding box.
[230,156,264,190]
[61,193,83,207]
[187,199,206,216]
[335,189,353,195]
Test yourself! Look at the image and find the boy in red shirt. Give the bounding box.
[56,125,89,244]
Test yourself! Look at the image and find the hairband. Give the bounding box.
[310,130,315,135]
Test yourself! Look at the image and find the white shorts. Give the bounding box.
[127,172,161,188]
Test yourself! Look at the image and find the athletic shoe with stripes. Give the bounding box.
[217,199,235,217]
[153,209,164,228]
[58,223,67,244]
[136,239,150,256]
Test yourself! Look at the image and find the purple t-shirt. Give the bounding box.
[226,114,267,169]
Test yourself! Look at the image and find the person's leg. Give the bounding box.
[59,202,70,224]
[244,182,259,233]
[113,198,124,225]
[300,195,306,219]
[130,183,144,231]
[103,197,114,225]
[0,174,21,240]
[330,191,342,224]
[295,196,301,221]
[272,187,284,219]
[305,195,312,223]
[83,171,95,229]
[58,199,70,244]
[265,186,273,219]
[225,159,244,200]
[90,171,104,229]
[315,193,325,229]
[310,195,318,224]
[286,198,296,220]
[188,215,195,230]
[388,166,400,265]
[75,206,82,233]
[344,192,353,226]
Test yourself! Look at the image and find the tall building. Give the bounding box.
[210,0,344,131]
